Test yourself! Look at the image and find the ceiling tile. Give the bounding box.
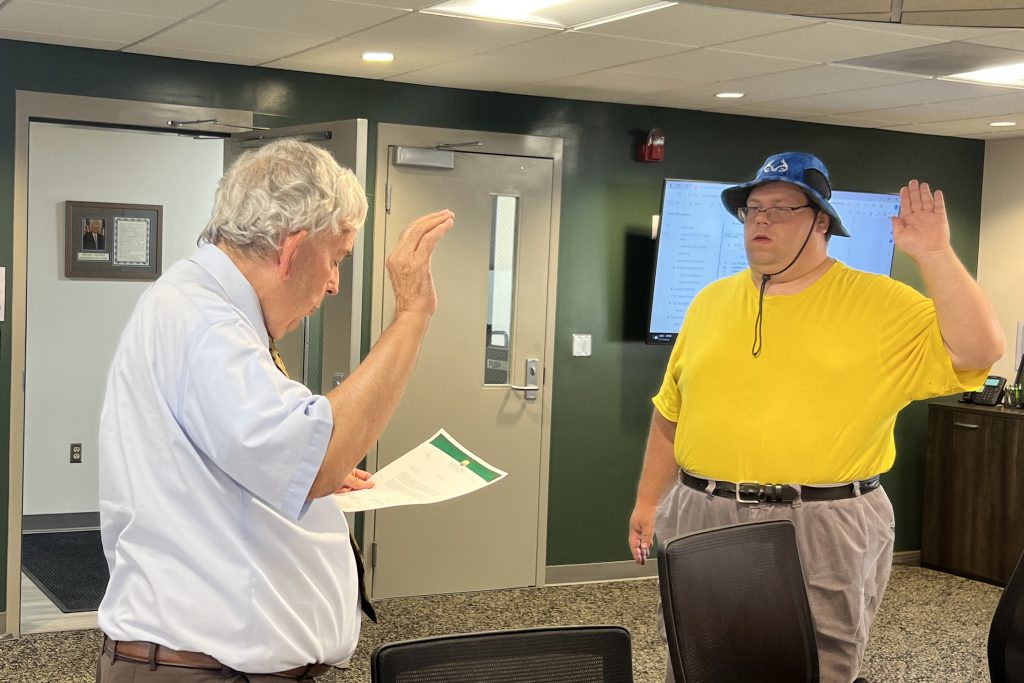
[124,43,264,65]
[389,55,590,89]
[802,113,907,128]
[193,0,407,37]
[966,30,1024,51]
[486,31,686,69]
[333,0,440,8]
[932,89,1024,116]
[134,20,331,61]
[716,21,947,63]
[266,38,467,77]
[816,13,892,21]
[501,82,640,106]
[884,115,1021,138]
[831,19,1013,42]
[0,0,174,43]
[333,12,553,54]
[839,103,991,124]
[0,26,125,49]
[901,0,996,9]
[759,77,1016,113]
[692,0,889,13]
[532,68,704,95]
[902,9,1024,28]
[617,47,813,81]
[576,2,820,48]
[723,93,871,116]
[703,101,810,117]
[645,65,927,107]
[19,0,219,17]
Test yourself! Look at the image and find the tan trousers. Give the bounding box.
[654,479,895,683]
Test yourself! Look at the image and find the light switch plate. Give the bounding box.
[572,334,592,357]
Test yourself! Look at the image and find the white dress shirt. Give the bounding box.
[97,244,359,673]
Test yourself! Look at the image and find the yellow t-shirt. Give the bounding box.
[652,261,988,484]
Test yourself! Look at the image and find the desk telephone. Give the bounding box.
[961,376,1006,406]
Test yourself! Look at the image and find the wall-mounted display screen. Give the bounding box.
[647,179,899,344]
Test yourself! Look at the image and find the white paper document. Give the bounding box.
[334,429,507,513]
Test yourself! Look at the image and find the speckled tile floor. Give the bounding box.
[0,565,1003,682]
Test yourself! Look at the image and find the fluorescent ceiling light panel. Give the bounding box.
[715,92,745,99]
[946,63,1024,87]
[422,0,676,29]
[362,51,395,62]
[990,121,1017,127]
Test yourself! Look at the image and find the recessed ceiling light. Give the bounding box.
[362,51,394,63]
[946,63,1024,87]
[422,0,676,29]
[715,92,745,99]
[990,121,1017,127]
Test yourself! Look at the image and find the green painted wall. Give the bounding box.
[0,39,985,608]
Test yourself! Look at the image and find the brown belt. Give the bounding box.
[103,637,332,679]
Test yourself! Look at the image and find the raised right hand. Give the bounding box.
[387,209,455,316]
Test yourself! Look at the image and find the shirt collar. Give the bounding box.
[190,243,270,347]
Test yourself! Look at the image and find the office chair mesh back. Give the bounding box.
[371,625,634,683]
[990,550,1024,683]
[658,520,819,683]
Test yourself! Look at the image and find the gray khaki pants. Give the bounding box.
[654,478,895,683]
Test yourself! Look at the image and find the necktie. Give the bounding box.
[268,339,378,623]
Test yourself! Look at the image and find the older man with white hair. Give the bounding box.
[96,139,453,681]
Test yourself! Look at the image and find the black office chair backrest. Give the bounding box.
[658,519,819,683]
[990,549,1024,683]
[371,625,634,683]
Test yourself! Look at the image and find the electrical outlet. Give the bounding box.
[70,443,82,464]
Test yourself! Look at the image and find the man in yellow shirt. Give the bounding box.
[629,151,1004,683]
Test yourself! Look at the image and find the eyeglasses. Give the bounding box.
[737,205,811,222]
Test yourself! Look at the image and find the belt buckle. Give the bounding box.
[735,482,763,504]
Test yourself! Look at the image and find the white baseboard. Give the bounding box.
[545,560,658,585]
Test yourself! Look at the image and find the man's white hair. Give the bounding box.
[199,138,367,256]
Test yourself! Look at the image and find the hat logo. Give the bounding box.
[763,158,788,174]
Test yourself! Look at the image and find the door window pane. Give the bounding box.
[485,195,518,385]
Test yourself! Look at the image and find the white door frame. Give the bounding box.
[6,92,257,637]
[366,123,563,591]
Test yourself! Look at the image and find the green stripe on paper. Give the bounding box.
[430,433,500,482]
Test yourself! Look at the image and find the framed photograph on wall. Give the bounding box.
[65,200,162,280]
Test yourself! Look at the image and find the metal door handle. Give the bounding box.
[509,358,540,401]
[953,422,979,429]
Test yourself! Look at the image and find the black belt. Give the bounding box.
[681,471,881,504]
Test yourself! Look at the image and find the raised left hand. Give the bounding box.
[891,179,952,261]
[335,468,374,494]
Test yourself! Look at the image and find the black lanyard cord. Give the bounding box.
[751,211,818,358]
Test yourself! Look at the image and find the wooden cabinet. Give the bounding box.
[921,402,1024,586]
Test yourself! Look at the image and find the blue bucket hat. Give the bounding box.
[721,151,849,238]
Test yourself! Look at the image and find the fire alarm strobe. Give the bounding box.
[638,127,665,162]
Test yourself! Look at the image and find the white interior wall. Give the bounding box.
[24,123,222,515]
[979,137,1024,382]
